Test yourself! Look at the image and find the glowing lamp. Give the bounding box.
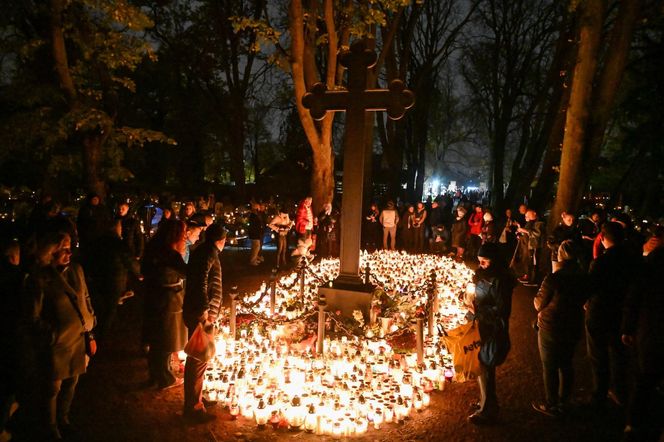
[229,400,240,420]
[304,404,317,433]
[373,408,384,429]
[287,395,305,429]
[414,392,423,411]
[254,398,269,427]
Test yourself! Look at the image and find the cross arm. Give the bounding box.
[302,80,415,121]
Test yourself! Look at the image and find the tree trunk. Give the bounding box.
[228,94,247,197]
[580,0,642,192]
[50,0,77,105]
[490,120,508,211]
[550,0,605,228]
[530,62,574,213]
[82,134,106,197]
[51,0,108,197]
[504,15,577,212]
[310,144,334,210]
[290,0,335,211]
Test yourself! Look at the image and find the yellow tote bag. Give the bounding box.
[443,321,482,382]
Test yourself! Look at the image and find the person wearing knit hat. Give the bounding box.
[531,239,589,417]
[468,240,516,425]
[557,239,577,263]
[478,242,500,262]
[546,211,582,273]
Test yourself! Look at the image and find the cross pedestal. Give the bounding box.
[303,40,414,318]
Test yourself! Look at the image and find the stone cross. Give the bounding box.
[303,40,414,287]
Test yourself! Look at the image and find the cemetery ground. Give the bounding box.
[57,247,625,442]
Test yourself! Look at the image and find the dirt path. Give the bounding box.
[66,248,626,442]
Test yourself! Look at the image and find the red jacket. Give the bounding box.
[468,211,483,236]
[295,203,312,235]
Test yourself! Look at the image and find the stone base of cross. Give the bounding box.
[303,40,414,319]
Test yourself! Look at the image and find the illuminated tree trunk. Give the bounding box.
[290,0,335,211]
[550,0,604,222]
[551,0,641,226]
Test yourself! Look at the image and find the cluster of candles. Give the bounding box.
[202,251,474,436]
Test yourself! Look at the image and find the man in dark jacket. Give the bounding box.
[182,224,226,424]
[469,243,516,424]
[116,201,144,260]
[586,221,634,408]
[532,240,589,416]
[621,231,664,441]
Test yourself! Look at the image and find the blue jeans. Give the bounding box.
[538,329,578,407]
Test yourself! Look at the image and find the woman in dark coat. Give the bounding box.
[451,206,468,261]
[25,232,96,439]
[87,220,141,339]
[412,202,427,253]
[402,205,416,251]
[142,219,188,389]
[469,242,516,424]
[317,203,339,258]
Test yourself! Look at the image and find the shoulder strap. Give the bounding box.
[59,269,88,330]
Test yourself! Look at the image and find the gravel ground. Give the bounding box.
[57,247,626,442]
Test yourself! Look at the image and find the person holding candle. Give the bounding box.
[468,242,516,425]
[182,223,226,424]
[363,203,381,251]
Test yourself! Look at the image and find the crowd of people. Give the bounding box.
[0,192,229,439]
[0,188,662,441]
[410,197,662,441]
